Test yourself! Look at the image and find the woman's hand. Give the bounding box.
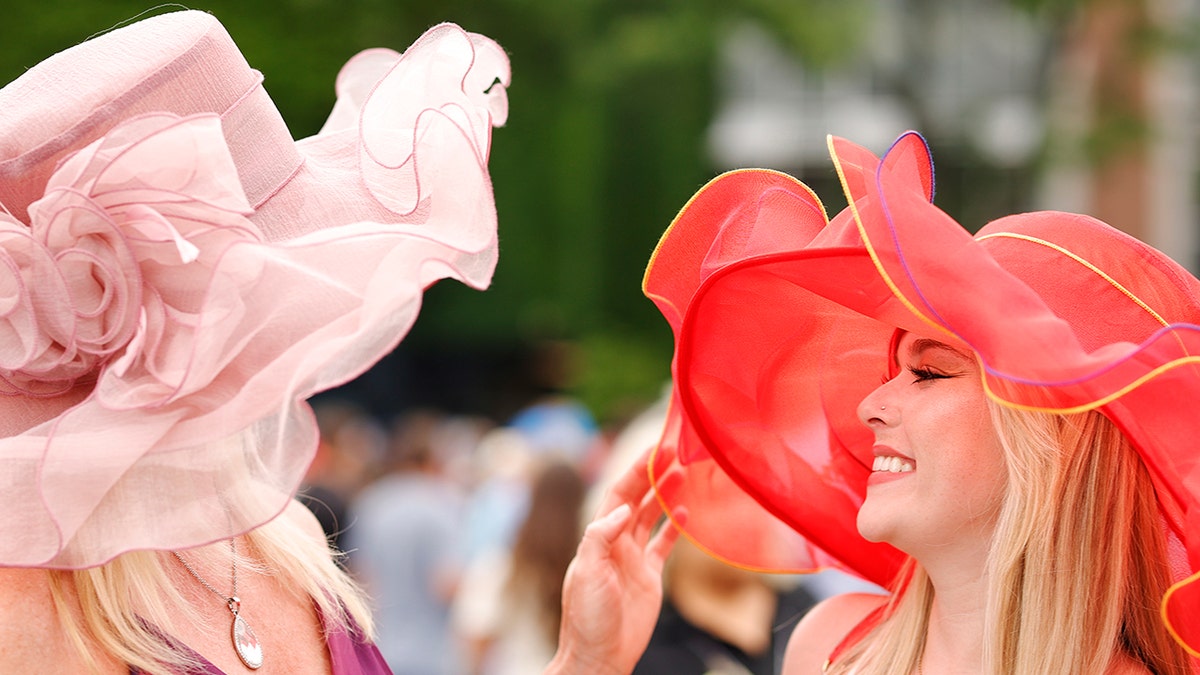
[544,445,684,675]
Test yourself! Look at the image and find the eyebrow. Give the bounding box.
[886,332,973,375]
[907,338,972,362]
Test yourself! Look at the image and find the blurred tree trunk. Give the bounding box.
[1080,0,1151,241]
[1047,0,1152,240]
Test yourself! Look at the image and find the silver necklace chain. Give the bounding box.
[171,538,264,669]
[172,539,238,609]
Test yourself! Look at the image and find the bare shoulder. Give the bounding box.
[781,592,890,675]
[0,568,121,673]
[0,569,61,659]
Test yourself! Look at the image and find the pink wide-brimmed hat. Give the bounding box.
[644,131,1200,653]
[0,10,509,568]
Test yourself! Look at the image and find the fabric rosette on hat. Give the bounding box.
[0,10,510,568]
[643,131,1200,654]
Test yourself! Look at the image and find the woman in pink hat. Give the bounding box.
[0,9,508,675]
[547,132,1200,673]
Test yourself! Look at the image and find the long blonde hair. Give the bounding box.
[830,404,1191,674]
[47,504,374,675]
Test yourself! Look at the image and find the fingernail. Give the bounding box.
[607,503,632,523]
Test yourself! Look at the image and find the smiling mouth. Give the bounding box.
[872,456,915,473]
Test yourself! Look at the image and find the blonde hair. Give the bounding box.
[47,505,374,675]
[830,403,1190,674]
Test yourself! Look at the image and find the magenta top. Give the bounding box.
[129,615,391,675]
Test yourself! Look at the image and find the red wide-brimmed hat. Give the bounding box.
[0,10,509,568]
[645,131,1200,654]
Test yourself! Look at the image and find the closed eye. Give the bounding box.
[910,367,951,383]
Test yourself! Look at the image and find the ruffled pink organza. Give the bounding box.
[645,131,1200,654]
[314,24,509,252]
[2,22,509,568]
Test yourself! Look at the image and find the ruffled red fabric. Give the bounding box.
[645,131,1200,654]
[0,13,509,568]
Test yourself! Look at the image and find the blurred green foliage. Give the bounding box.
[0,0,869,423]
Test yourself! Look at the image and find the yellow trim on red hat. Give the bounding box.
[1161,569,1200,657]
[827,135,954,342]
[978,232,1170,327]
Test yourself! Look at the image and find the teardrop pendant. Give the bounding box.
[232,613,264,669]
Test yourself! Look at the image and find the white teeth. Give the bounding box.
[872,456,915,473]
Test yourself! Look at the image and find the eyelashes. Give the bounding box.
[880,366,955,386]
[909,366,951,382]
[881,366,950,384]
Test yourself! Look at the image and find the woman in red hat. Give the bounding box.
[547,132,1200,674]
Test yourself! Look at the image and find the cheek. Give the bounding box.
[939,404,1007,505]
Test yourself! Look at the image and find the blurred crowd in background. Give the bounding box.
[298,341,876,675]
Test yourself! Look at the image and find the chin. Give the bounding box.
[855,504,896,545]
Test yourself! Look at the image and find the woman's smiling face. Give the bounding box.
[854,332,1008,556]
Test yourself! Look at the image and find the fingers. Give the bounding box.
[582,502,633,549]
[600,446,654,510]
[567,502,630,581]
[576,440,686,575]
[631,487,662,542]
[631,464,680,543]
[646,507,686,570]
[594,442,676,519]
[570,464,684,587]
[624,470,672,542]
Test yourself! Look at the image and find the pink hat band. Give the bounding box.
[0,15,298,226]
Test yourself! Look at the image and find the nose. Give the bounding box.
[857,381,892,427]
